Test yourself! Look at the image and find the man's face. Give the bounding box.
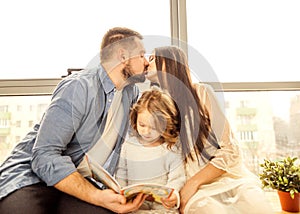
[122,38,149,84]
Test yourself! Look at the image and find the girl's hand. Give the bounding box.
[161,192,177,209]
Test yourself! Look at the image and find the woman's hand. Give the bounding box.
[179,179,199,213]
[179,163,225,213]
[161,192,177,209]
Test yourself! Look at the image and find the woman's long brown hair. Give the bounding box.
[154,46,220,162]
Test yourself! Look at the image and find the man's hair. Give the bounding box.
[100,27,143,62]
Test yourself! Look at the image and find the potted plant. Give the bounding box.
[259,156,300,212]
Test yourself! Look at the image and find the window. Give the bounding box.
[17,105,22,112]
[186,0,300,173]
[28,120,34,127]
[16,121,21,128]
[0,0,170,79]
[0,119,9,128]
[0,0,299,177]
[0,96,51,163]
[224,90,300,174]
[0,106,8,112]
[186,0,300,82]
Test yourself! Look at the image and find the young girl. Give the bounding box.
[115,87,185,213]
[146,46,272,214]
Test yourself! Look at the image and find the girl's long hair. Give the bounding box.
[130,87,180,149]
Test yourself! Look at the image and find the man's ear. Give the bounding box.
[118,48,127,63]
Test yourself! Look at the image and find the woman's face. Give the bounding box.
[145,52,159,84]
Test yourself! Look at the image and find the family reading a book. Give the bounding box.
[0,26,272,214]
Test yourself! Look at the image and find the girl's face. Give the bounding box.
[145,52,159,84]
[136,109,161,146]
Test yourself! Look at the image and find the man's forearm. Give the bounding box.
[54,171,147,213]
[54,171,102,206]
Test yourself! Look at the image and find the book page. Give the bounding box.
[87,155,121,193]
[120,183,174,203]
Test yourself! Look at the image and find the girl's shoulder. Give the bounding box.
[124,136,140,146]
[162,142,182,156]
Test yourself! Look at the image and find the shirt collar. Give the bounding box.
[98,64,115,94]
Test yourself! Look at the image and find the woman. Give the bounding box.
[145,46,271,214]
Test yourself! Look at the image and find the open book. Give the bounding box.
[85,155,174,203]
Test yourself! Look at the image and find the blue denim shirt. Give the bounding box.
[0,65,139,199]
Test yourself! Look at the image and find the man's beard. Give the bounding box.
[122,62,146,85]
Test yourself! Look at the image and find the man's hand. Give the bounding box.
[54,172,147,213]
[96,189,147,213]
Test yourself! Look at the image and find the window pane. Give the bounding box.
[0,0,170,79]
[1,90,299,174]
[0,96,51,163]
[219,90,300,174]
[187,0,300,82]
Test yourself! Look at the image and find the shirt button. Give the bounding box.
[108,99,112,102]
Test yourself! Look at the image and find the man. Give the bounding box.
[0,27,149,214]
